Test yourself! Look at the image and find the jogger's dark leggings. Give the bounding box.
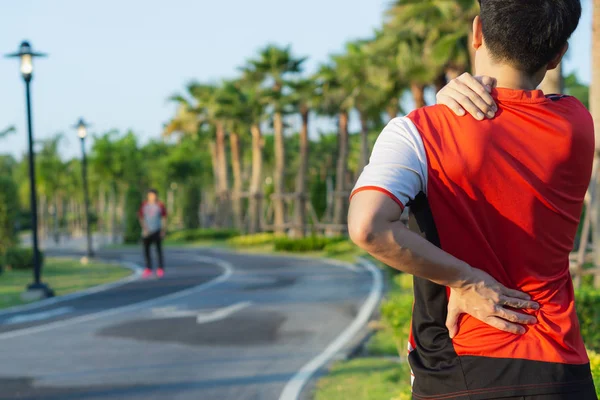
[143,231,164,270]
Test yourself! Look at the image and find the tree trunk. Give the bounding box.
[273,111,286,235]
[358,110,370,173]
[110,185,118,244]
[39,195,46,240]
[386,97,400,122]
[248,124,263,234]
[539,63,563,95]
[292,108,310,238]
[229,131,243,231]
[215,122,230,228]
[331,111,350,235]
[98,186,105,241]
[411,83,427,109]
[53,195,59,244]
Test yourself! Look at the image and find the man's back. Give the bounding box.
[403,88,594,398]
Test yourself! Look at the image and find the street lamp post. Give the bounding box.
[74,118,94,258]
[5,41,53,298]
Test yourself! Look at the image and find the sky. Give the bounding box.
[0,0,593,160]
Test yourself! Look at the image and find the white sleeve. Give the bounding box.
[351,117,428,208]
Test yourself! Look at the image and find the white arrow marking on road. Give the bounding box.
[151,301,252,324]
[4,306,74,325]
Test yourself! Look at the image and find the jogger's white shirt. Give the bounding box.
[352,117,429,207]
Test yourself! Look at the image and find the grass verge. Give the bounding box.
[314,357,411,400]
[0,257,132,310]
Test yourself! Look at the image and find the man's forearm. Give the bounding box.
[356,219,475,288]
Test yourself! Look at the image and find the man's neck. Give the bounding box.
[476,64,542,91]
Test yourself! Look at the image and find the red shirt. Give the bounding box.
[352,89,595,398]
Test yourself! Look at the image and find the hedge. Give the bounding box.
[1,247,44,270]
[228,233,276,247]
[168,228,239,242]
[273,236,346,252]
[575,289,600,352]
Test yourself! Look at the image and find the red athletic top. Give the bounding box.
[352,89,596,399]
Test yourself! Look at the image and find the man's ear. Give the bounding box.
[547,43,569,71]
[472,15,483,50]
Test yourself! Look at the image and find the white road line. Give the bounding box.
[0,256,233,340]
[4,306,74,325]
[0,260,142,317]
[196,301,252,324]
[149,302,252,324]
[278,257,384,400]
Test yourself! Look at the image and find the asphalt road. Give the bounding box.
[0,247,378,400]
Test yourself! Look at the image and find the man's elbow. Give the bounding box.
[348,217,378,251]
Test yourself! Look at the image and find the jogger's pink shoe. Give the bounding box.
[156,268,164,278]
[142,268,153,278]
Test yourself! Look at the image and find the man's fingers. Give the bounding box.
[501,287,534,302]
[451,80,494,119]
[458,73,497,114]
[443,87,485,120]
[437,96,466,117]
[477,76,497,94]
[445,308,460,339]
[485,316,526,335]
[498,295,539,310]
[493,306,537,325]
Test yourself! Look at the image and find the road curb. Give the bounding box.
[0,258,143,317]
[278,256,384,400]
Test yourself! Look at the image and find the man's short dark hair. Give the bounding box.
[148,188,158,196]
[478,0,581,74]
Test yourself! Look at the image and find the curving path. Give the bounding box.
[0,247,379,400]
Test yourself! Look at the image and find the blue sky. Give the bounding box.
[0,0,593,160]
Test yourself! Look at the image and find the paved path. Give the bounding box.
[0,247,378,400]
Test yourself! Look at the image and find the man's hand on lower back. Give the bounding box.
[446,267,539,338]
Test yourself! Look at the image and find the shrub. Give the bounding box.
[575,289,600,352]
[589,351,600,397]
[274,236,346,252]
[123,186,143,244]
[324,239,358,257]
[2,247,44,270]
[379,273,414,357]
[228,233,275,247]
[0,176,19,253]
[168,228,239,242]
[182,185,201,230]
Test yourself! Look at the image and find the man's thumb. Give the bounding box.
[446,309,459,339]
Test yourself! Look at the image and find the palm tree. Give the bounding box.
[317,63,355,234]
[334,41,384,172]
[364,30,406,121]
[167,82,232,227]
[387,0,477,75]
[238,81,267,234]
[289,78,319,237]
[373,25,437,109]
[242,45,306,235]
[218,80,250,231]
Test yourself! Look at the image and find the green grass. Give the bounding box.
[367,329,401,357]
[314,357,411,400]
[0,257,132,310]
